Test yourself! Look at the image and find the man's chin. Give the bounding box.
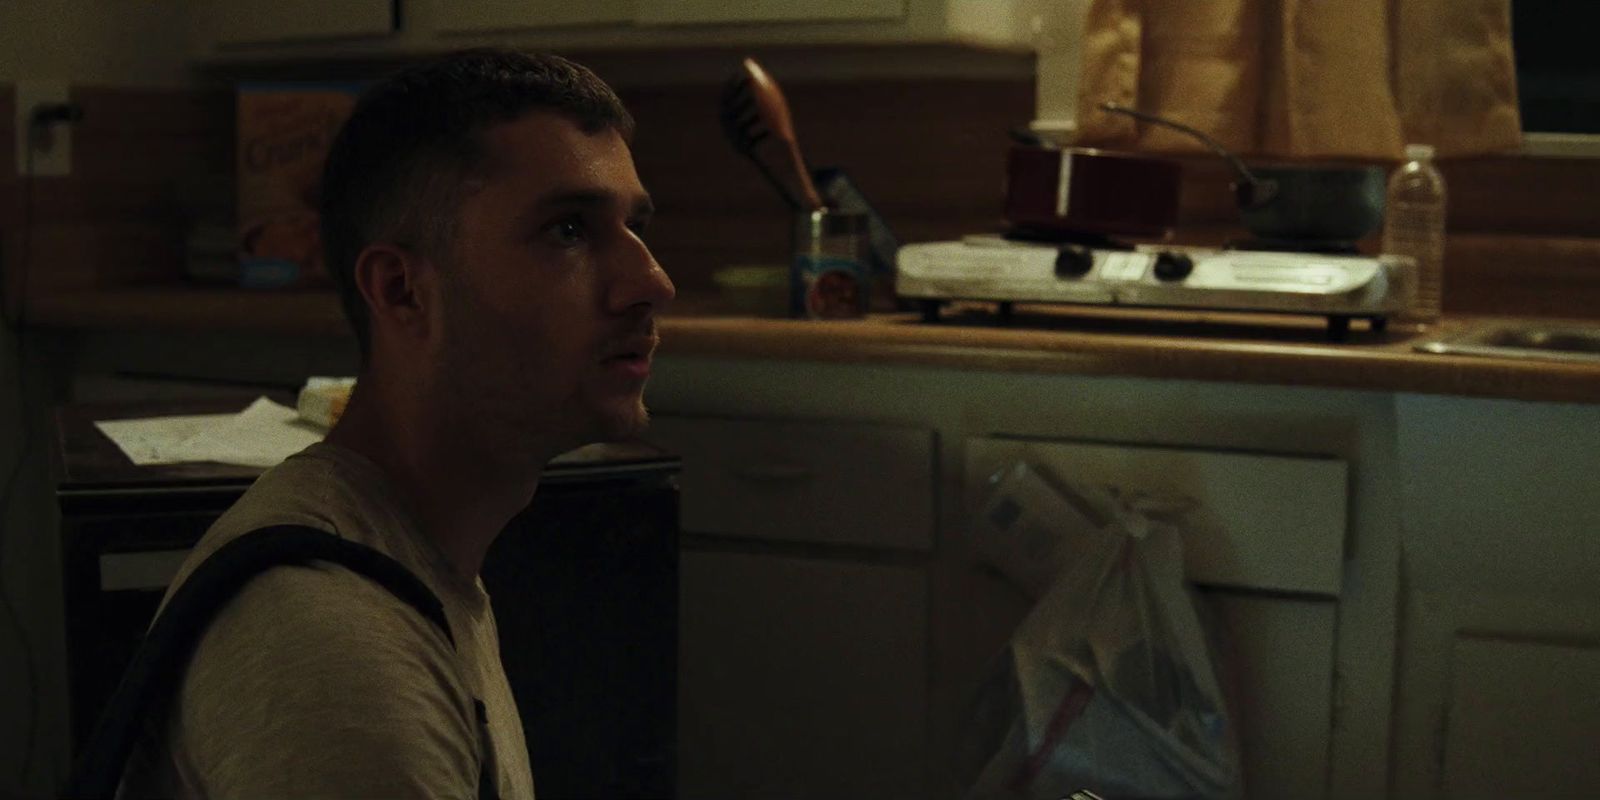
[581,401,652,445]
[610,405,653,440]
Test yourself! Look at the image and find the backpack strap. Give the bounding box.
[63,524,462,799]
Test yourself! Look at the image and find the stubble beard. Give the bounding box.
[559,381,652,450]
[435,296,655,463]
[602,394,652,442]
[437,334,652,465]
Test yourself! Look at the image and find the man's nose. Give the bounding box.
[607,235,676,314]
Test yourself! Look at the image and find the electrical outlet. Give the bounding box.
[14,81,72,177]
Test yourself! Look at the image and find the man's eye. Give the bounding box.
[544,217,586,246]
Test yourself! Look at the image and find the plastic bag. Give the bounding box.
[959,461,1241,800]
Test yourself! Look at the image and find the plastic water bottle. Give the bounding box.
[1382,144,1448,323]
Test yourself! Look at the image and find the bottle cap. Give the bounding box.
[1404,143,1435,160]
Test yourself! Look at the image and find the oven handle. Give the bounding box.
[100,550,191,592]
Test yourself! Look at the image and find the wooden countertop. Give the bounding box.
[25,286,1600,404]
[661,305,1600,404]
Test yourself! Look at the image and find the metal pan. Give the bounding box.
[1099,103,1386,243]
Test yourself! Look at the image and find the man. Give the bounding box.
[122,49,674,798]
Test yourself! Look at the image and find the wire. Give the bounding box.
[0,107,58,791]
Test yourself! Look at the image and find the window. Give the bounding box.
[1513,2,1600,135]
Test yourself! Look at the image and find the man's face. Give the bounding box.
[432,110,674,462]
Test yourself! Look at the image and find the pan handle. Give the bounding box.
[1097,102,1277,209]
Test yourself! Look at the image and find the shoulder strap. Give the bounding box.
[63,524,456,800]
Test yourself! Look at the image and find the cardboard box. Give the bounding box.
[236,83,361,288]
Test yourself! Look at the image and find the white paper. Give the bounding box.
[95,397,325,469]
[94,413,239,465]
[171,397,325,468]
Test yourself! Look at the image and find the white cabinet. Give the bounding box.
[1206,595,1337,800]
[197,0,395,46]
[191,0,1038,63]
[678,551,928,800]
[644,359,1404,800]
[1442,635,1600,798]
[1395,590,1600,800]
[647,415,935,551]
[962,436,1350,799]
[647,415,937,799]
[965,437,1350,595]
[1391,394,1600,799]
[436,0,633,34]
[432,0,1027,44]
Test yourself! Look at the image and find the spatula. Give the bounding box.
[720,57,827,212]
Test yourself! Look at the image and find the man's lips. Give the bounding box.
[601,336,658,379]
[602,335,658,361]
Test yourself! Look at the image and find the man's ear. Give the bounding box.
[352,243,437,346]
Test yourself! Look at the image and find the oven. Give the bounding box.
[56,403,680,799]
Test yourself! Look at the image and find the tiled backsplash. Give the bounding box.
[5,75,1599,319]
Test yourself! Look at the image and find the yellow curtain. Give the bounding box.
[1073,0,1521,160]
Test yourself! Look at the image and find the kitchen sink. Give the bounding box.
[1415,322,1600,365]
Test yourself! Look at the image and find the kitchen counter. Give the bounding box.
[661,305,1600,404]
[24,286,1600,404]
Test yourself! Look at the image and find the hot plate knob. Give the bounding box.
[1153,252,1194,282]
[1053,245,1094,278]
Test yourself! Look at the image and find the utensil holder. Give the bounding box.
[813,167,904,311]
[791,208,869,319]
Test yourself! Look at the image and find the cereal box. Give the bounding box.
[236,83,361,288]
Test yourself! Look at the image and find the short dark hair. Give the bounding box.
[319,49,634,361]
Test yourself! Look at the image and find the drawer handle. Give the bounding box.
[727,461,815,483]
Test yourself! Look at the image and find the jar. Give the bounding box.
[791,209,869,319]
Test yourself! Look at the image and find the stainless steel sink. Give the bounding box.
[1416,323,1600,365]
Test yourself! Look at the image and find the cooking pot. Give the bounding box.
[1237,164,1385,242]
[1100,103,1386,243]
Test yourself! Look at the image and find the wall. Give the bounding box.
[0,0,217,306]
[617,72,1033,292]
[0,1,194,87]
[1,4,198,796]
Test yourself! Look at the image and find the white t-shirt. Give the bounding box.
[119,441,536,799]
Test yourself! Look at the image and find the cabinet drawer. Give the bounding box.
[679,551,928,799]
[1442,636,1600,799]
[965,437,1348,595]
[647,417,934,550]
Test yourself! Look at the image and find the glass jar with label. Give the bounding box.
[791,209,869,319]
